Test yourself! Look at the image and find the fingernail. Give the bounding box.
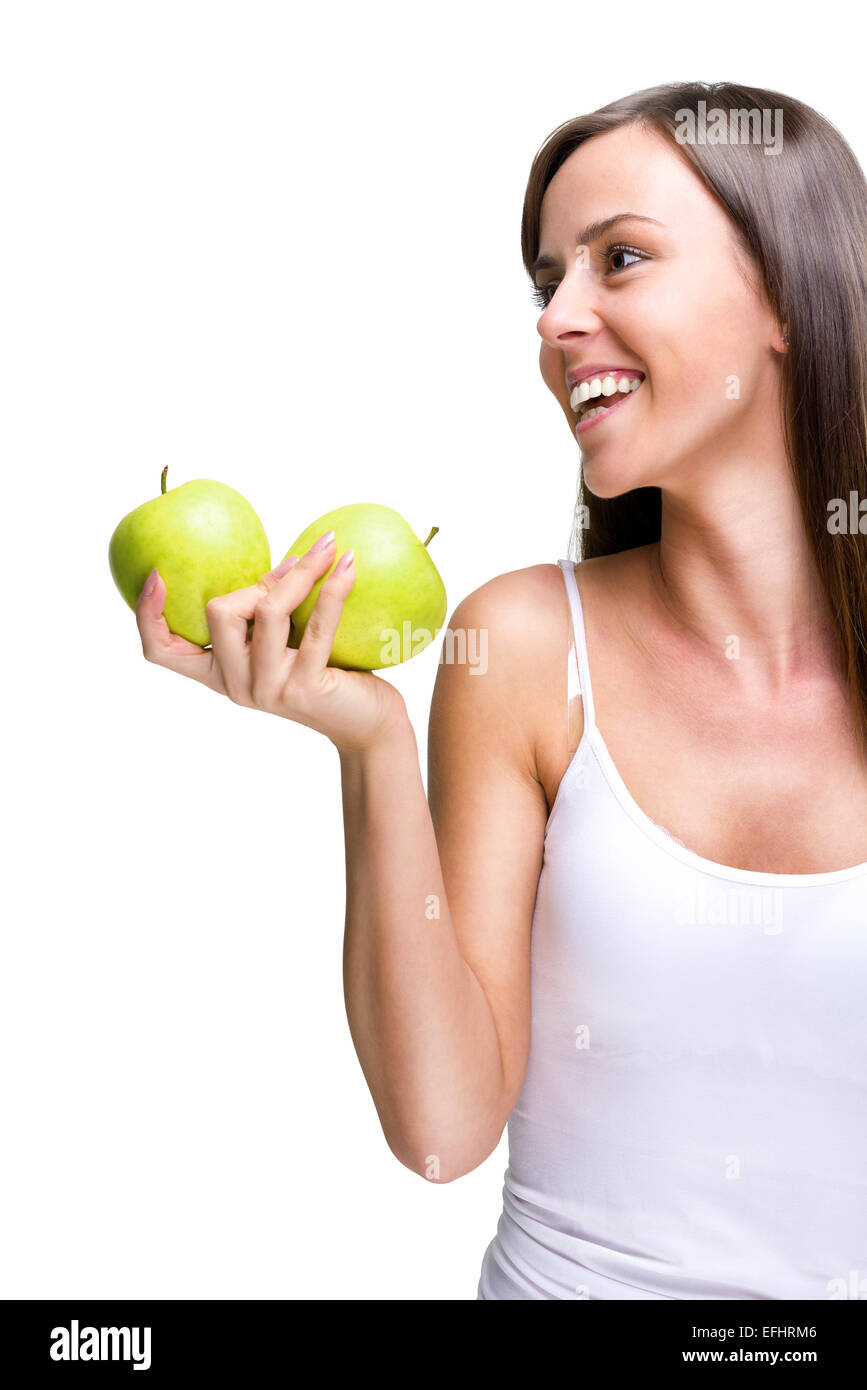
[270,554,300,579]
[336,550,354,571]
[143,568,158,597]
[310,529,336,553]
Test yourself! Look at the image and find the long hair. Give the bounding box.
[522,81,867,751]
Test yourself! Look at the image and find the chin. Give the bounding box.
[580,456,652,500]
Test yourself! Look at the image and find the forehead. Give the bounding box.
[537,123,712,249]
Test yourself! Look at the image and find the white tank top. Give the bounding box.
[477,558,867,1300]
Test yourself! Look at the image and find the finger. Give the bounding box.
[292,548,356,679]
[257,551,301,596]
[247,536,340,701]
[135,570,222,690]
[205,583,261,706]
[205,543,330,704]
[202,534,339,704]
[246,554,301,706]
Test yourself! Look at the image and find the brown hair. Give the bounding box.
[522,81,867,751]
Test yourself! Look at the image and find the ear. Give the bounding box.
[772,324,790,354]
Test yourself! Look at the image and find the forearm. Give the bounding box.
[339,715,506,1182]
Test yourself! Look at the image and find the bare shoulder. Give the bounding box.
[442,562,571,708]
[431,562,577,796]
[446,561,571,664]
[438,546,657,805]
[444,546,651,671]
[450,545,649,622]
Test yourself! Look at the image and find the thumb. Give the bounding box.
[134,568,207,661]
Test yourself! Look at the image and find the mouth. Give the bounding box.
[569,370,645,439]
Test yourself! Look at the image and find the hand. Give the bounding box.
[134,531,409,753]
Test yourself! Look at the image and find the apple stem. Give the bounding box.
[160,465,168,495]
[423,526,439,548]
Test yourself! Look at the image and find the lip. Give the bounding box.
[566,364,645,390]
[574,379,643,437]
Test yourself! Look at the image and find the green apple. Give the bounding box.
[284,503,447,669]
[109,466,271,646]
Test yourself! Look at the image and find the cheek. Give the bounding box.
[646,271,760,385]
[610,290,740,424]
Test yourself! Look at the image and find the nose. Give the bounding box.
[536,265,604,345]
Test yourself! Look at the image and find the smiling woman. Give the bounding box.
[129,78,867,1305]
[467,79,867,1300]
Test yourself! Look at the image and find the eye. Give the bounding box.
[605,242,644,273]
[530,242,646,311]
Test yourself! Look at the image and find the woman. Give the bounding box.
[134,82,867,1300]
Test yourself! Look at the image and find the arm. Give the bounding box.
[134,534,561,1183]
[341,570,554,1182]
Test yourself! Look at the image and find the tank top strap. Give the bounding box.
[557,558,596,732]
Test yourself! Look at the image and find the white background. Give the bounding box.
[1,1,864,1299]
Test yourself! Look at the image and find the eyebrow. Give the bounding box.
[531,213,665,278]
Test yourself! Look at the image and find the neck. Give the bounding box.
[647,452,838,689]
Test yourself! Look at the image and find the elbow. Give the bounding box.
[385,1129,497,1184]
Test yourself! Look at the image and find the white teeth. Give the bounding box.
[580,405,609,422]
[570,372,643,412]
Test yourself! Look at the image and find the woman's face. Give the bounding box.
[534,123,786,498]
